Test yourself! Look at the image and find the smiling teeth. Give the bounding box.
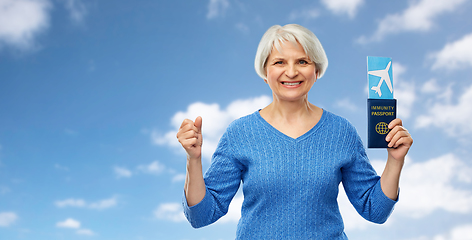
[282,82,301,86]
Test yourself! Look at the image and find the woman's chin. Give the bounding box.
[272,92,309,103]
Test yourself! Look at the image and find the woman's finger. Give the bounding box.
[177,122,198,138]
[179,119,193,129]
[387,129,409,148]
[180,138,199,148]
[177,129,198,143]
[393,134,413,149]
[388,118,403,129]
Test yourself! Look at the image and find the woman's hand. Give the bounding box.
[385,118,413,161]
[177,116,206,206]
[381,119,413,200]
[177,116,203,160]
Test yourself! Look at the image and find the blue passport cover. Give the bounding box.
[368,99,396,148]
[367,56,397,148]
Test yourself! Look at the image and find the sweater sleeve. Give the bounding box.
[341,130,397,224]
[182,129,243,228]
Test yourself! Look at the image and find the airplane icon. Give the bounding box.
[368,61,393,97]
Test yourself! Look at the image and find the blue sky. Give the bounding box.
[1,0,472,239]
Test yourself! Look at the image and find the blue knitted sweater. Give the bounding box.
[183,110,397,239]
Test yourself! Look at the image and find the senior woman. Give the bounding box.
[177,24,413,239]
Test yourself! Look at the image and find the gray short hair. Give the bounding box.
[254,24,328,80]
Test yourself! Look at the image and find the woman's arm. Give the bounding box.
[381,118,413,200]
[177,116,206,206]
[178,118,243,228]
[185,156,206,207]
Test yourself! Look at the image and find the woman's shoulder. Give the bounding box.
[217,111,261,145]
[322,110,359,134]
[321,110,364,151]
[323,110,354,126]
[226,110,260,131]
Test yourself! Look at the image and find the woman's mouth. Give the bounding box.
[282,81,302,86]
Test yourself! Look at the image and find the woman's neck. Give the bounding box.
[262,95,320,123]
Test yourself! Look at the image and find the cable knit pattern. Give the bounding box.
[183,110,397,239]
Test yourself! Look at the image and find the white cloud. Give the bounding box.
[420,78,454,108]
[137,161,165,175]
[395,82,415,120]
[393,62,416,119]
[320,0,364,18]
[206,0,229,19]
[56,218,96,236]
[55,198,86,208]
[334,98,358,112]
[64,128,78,136]
[114,166,132,178]
[153,95,271,161]
[392,61,407,80]
[340,154,472,229]
[430,32,472,70]
[397,236,430,240]
[88,197,117,210]
[154,203,186,222]
[115,161,177,179]
[155,195,243,224]
[415,83,472,137]
[54,163,69,171]
[76,228,95,236]
[62,0,87,23]
[434,224,472,240]
[394,154,472,218]
[172,173,186,183]
[56,218,81,229]
[288,8,320,21]
[358,0,468,43]
[0,212,18,227]
[338,158,388,231]
[55,196,117,210]
[338,185,379,230]
[235,23,249,34]
[420,78,455,103]
[0,0,52,50]
[0,185,10,194]
[421,78,440,94]
[218,194,243,224]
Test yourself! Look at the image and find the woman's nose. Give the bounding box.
[285,64,298,78]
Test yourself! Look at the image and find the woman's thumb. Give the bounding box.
[194,116,202,133]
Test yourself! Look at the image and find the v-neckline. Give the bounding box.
[255,109,327,142]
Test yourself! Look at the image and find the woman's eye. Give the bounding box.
[299,60,308,64]
[274,61,283,65]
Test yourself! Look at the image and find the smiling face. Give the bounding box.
[265,41,318,102]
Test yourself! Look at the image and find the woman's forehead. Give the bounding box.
[269,40,306,58]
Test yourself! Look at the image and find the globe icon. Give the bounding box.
[375,122,390,135]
